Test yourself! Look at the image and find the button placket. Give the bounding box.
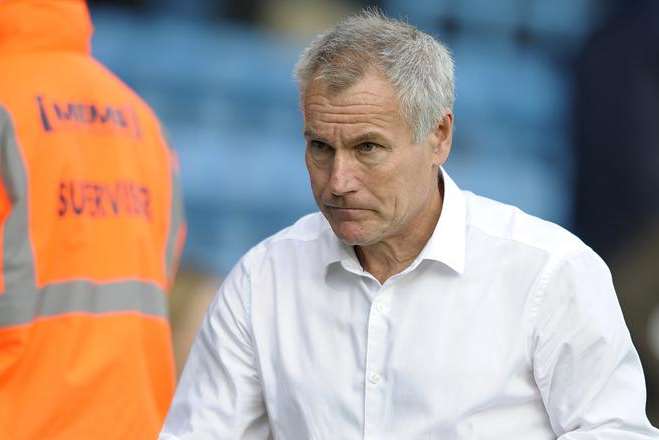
[363,287,391,439]
[368,372,381,384]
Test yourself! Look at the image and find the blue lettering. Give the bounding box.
[115,110,128,128]
[36,96,52,131]
[35,95,140,136]
[54,103,80,122]
[98,106,114,123]
[57,182,67,216]
[69,181,84,215]
[57,180,151,220]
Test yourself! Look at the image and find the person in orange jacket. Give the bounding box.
[0,0,186,438]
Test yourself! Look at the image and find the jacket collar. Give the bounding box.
[0,0,92,54]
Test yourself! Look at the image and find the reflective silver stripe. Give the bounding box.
[165,153,184,279]
[0,107,168,327]
[0,280,167,326]
[0,106,36,293]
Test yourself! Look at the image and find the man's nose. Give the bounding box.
[328,151,357,196]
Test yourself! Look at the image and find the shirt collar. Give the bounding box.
[322,167,467,275]
[417,168,466,274]
[322,224,362,273]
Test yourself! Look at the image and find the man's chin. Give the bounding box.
[330,222,377,247]
[337,236,365,246]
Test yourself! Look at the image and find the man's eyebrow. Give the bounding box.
[303,130,330,143]
[349,131,384,144]
[303,130,386,145]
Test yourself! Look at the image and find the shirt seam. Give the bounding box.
[264,214,330,246]
[467,222,586,369]
[242,252,278,438]
[467,222,574,257]
[524,256,560,368]
[525,247,591,387]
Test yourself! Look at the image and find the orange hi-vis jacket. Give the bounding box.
[0,1,186,438]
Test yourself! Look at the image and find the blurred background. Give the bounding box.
[87,0,659,423]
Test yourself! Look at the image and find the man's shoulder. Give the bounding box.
[241,211,331,265]
[464,191,587,257]
[264,211,330,245]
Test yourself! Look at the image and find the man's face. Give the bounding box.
[303,70,452,247]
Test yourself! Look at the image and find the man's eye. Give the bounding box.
[310,140,329,151]
[357,142,379,153]
[309,141,334,161]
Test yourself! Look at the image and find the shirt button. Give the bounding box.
[374,302,385,313]
[368,372,381,384]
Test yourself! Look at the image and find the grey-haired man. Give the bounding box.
[161,11,658,439]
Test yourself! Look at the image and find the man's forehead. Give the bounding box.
[300,71,410,142]
[303,71,399,109]
[303,81,400,127]
[303,101,400,137]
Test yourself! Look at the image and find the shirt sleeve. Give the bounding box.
[160,257,272,439]
[532,248,659,438]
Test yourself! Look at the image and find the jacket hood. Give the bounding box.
[0,0,93,54]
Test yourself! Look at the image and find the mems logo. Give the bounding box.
[36,95,141,138]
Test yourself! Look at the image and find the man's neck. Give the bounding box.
[355,187,443,285]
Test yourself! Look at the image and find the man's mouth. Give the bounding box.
[325,206,370,219]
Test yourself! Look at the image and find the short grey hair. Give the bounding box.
[294,9,455,143]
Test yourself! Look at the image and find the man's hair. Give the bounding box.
[294,9,455,144]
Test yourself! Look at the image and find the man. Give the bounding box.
[0,0,185,438]
[161,11,658,439]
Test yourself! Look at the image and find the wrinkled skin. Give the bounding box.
[303,70,453,282]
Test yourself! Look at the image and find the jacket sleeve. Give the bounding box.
[0,107,15,282]
[0,106,8,196]
[531,248,659,438]
[160,256,271,439]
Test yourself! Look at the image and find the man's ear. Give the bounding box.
[431,112,453,167]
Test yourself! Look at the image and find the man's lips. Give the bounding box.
[324,204,368,211]
[324,205,371,218]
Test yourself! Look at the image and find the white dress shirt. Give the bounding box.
[161,171,659,439]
